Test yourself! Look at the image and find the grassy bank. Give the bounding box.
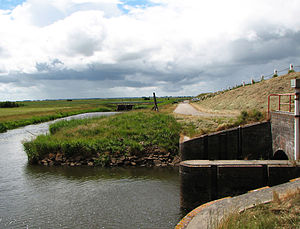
[196,71,300,113]
[0,107,112,133]
[175,72,299,137]
[218,190,300,229]
[23,112,181,166]
[0,97,184,133]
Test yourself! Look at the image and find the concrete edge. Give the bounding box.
[175,177,300,229]
[175,197,232,229]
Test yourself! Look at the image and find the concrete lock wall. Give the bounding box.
[270,111,294,159]
[180,160,300,212]
[180,122,273,161]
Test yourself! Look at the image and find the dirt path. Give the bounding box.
[173,101,215,117]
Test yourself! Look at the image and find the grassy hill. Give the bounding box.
[195,71,299,113]
[177,71,299,137]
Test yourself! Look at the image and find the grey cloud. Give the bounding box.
[36,59,64,72]
[230,30,300,65]
[66,31,104,57]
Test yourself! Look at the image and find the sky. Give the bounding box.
[0,0,300,100]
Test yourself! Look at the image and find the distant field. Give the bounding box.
[0,97,185,132]
[0,99,113,122]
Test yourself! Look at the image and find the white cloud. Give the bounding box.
[1,0,300,100]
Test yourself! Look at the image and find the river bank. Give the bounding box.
[37,148,181,167]
[24,111,182,167]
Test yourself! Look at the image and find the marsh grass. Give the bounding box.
[218,189,300,229]
[23,112,181,164]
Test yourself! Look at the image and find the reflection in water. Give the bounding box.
[0,112,181,229]
[25,164,180,181]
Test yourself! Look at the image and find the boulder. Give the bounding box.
[55,153,63,162]
[48,153,55,160]
[111,158,117,164]
[153,160,162,167]
[75,155,83,161]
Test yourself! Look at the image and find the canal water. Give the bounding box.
[0,112,181,228]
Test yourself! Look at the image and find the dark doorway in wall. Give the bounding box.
[273,150,289,160]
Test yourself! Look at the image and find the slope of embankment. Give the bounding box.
[195,71,300,113]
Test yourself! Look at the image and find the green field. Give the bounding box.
[0,97,185,133]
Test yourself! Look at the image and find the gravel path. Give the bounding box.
[173,102,214,117]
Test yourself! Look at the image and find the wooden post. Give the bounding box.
[152,92,159,112]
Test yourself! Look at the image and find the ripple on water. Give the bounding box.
[0,112,181,229]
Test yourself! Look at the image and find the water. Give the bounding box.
[0,112,181,229]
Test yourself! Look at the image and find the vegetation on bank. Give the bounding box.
[218,190,300,229]
[23,112,181,166]
[0,97,185,133]
[175,108,265,137]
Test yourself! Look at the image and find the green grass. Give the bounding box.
[0,107,113,133]
[0,97,186,133]
[23,112,181,165]
[218,190,300,229]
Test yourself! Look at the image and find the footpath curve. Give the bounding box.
[175,177,300,229]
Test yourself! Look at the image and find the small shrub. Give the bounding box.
[235,109,264,126]
[273,74,278,78]
[0,123,7,133]
[0,101,20,108]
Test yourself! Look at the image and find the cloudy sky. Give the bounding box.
[1,0,300,100]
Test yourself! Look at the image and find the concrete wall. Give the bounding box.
[180,160,300,212]
[270,111,294,159]
[176,177,300,229]
[180,122,273,161]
